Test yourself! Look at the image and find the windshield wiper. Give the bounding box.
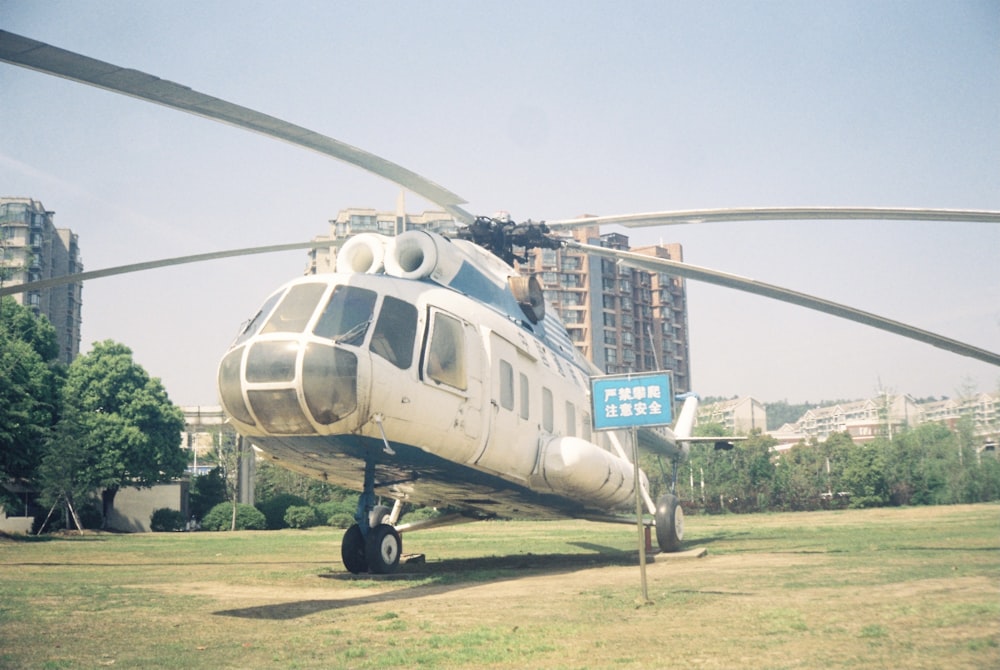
[335,318,372,346]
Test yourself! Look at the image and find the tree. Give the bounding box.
[0,297,63,485]
[53,341,186,525]
[842,439,891,508]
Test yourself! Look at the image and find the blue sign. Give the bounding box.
[591,372,673,430]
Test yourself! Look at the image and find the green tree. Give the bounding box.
[188,466,227,521]
[842,439,891,507]
[0,297,63,485]
[54,341,186,525]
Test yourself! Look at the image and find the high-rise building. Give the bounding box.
[309,210,691,391]
[0,197,83,364]
[522,226,691,392]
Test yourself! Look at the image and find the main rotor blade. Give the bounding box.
[546,207,1000,230]
[564,240,1000,367]
[0,241,329,297]
[0,30,475,224]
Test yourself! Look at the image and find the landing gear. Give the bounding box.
[655,492,684,552]
[340,445,403,574]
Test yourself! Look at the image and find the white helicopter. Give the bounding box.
[3,31,999,574]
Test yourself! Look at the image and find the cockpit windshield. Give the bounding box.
[233,290,283,346]
[313,285,377,344]
[260,283,328,334]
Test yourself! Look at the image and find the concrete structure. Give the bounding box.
[309,211,692,391]
[697,397,767,435]
[0,197,83,364]
[106,482,189,533]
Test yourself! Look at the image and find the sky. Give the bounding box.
[2,1,998,407]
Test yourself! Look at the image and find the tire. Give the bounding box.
[365,523,402,574]
[341,524,368,574]
[655,493,684,552]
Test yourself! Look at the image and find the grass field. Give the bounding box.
[1,503,997,669]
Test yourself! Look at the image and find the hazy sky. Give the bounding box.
[2,1,998,406]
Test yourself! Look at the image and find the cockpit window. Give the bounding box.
[313,285,377,344]
[233,290,283,346]
[425,311,467,391]
[369,296,417,369]
[260,283,327,335]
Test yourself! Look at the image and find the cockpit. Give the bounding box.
[217,279,468,436]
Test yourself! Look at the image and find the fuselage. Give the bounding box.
[217,232,648,518]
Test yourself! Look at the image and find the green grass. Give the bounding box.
[1,503,997,669]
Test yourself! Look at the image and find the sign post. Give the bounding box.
[591,371,673,604]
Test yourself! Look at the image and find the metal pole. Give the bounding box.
[632,426,650,604]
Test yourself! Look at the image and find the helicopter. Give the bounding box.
[2,30,999,574]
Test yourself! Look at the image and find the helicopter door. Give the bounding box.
[473,333,539,483]
[416,308,485,459]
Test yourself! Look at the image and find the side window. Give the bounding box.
[369,296,417,369]
[542,387,554,432]
[519,373,530,420]
[426,312,467,390]
[499,359,514,410]
[565,402,576,437]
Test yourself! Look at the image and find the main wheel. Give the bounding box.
[365,523,402,574]
[341,524,368,574]
[655,492,684,552]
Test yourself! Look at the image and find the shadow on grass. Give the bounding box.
[214,546,648,620]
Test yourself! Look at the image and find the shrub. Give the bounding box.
[201,502,267,531]
[284,505,320,529]
[255,493,308,530]
[402,506,442,523]
[150,507,186,532]
[327,512,356,529]
[316,499,356,527]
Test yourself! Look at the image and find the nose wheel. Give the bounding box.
[341,522,403,574]
[341,444,403,574]
[366,523,402,573]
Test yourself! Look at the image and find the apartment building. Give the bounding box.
[767,393,1000,448]
[697,396,767,435]
[0,197,83,364]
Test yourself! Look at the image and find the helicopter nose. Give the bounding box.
[218,338,360,434]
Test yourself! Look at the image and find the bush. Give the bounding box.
[255,493,309,530]
[315,499,356,527]
[284,505,320,529]
[402,506,442,523]
[200,502,267,531]
[150,507,186,532]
